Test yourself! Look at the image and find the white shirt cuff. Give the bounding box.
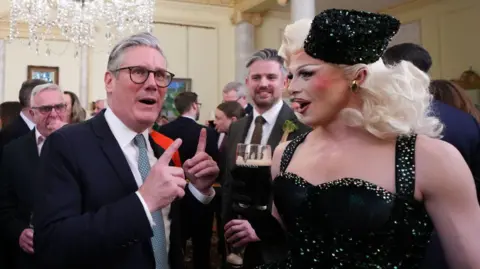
[135,191,156,227]
[188,183,215,204]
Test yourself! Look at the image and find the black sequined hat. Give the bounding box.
[304,9,400,65]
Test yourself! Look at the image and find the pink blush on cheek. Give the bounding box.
[312,75,333,90]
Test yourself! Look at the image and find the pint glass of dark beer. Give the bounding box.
[232,144,272,207]
[226,144,272,268]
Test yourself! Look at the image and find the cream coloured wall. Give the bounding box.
[386,0,480,81]
[3,39,81,101]
[255,11,290,51]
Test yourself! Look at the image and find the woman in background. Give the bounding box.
[227,9,480,269]
[430,79,480,123]
[63,91,86,123]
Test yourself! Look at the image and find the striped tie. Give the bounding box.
[133,134,169,269]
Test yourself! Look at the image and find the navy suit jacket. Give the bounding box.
[158,116,219,164]
[431,100,480,178]
[0,116,31,162]
[33,112,207,269]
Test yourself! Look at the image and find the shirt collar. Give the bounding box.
[35,128,44,144]
[20,111,35,130]
[181,115,196,121]
[104,108,150,149]
[252,99,284,125]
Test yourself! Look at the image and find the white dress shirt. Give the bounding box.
[244,100,284,145]
[217,133,226,148]
[104,108,215,254]
[20,111,35,130]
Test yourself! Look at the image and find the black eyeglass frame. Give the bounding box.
[31,103,67,114]
[113,66,176,87]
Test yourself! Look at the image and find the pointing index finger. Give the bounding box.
[196,128,207,153]
[157,138,182,165]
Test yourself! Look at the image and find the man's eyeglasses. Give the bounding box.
[114,66,175,87]
[32,103,67,114]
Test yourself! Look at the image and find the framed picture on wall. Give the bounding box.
[27,65,59,84]
[163,78,192,119]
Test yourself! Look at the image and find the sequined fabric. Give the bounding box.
[303,9,400,65]
[256,133,432,269]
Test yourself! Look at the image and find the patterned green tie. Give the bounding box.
[134,134,169,269]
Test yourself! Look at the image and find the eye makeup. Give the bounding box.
[290,64,325,80]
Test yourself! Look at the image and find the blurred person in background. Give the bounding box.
[63,91,86,124]
[90,99,105,117]
[0,79,46,269]
[152,112,169,132]
[222,82,253,116]
[212,100,245,266]
[0,102,22,130]
[0,79,47,150]
[0,83,67,269]
[429,79,480,123]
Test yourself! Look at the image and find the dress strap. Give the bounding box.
[279,132,310,174]
[394,134,417,198]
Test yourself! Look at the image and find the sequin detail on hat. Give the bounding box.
[303,9,400,65]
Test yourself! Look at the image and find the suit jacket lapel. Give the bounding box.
[92,112,138,192]
[240,115,253,143]
[267,103,296,150]
[228,115,252,166]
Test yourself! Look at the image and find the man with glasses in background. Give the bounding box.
[33,32,219,269]
[0,83,67,269]
[222,82,253,116]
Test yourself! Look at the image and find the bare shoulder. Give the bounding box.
[415,135,473,196]
[274,141,290,157]
[271,141,291,179]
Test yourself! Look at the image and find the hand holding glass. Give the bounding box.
[226,144,272,268]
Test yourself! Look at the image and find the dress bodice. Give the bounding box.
[259,133,432,269]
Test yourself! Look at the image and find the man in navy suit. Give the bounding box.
[383,43,480,269]
[157,91,219,269]
[33,32,219,269]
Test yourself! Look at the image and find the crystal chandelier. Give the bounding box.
[8,0,156,56]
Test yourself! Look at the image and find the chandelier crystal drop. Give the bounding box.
[9,0,156,56]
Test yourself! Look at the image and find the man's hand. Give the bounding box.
[183,128,219,194]
[224,219,260,248]
[138,139,186,212]
[19,228,34,254]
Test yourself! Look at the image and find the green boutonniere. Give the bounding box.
[281,120,298,142]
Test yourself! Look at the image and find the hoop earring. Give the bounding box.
[351,80,358,92]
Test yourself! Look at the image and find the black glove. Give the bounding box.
[232,203,285,244]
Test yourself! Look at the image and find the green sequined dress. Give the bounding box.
[257,133,433,269]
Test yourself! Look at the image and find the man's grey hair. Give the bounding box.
[107,32,166,74]
[222,82,247,98]
[30,83,64,107]
[245,48,287,75]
